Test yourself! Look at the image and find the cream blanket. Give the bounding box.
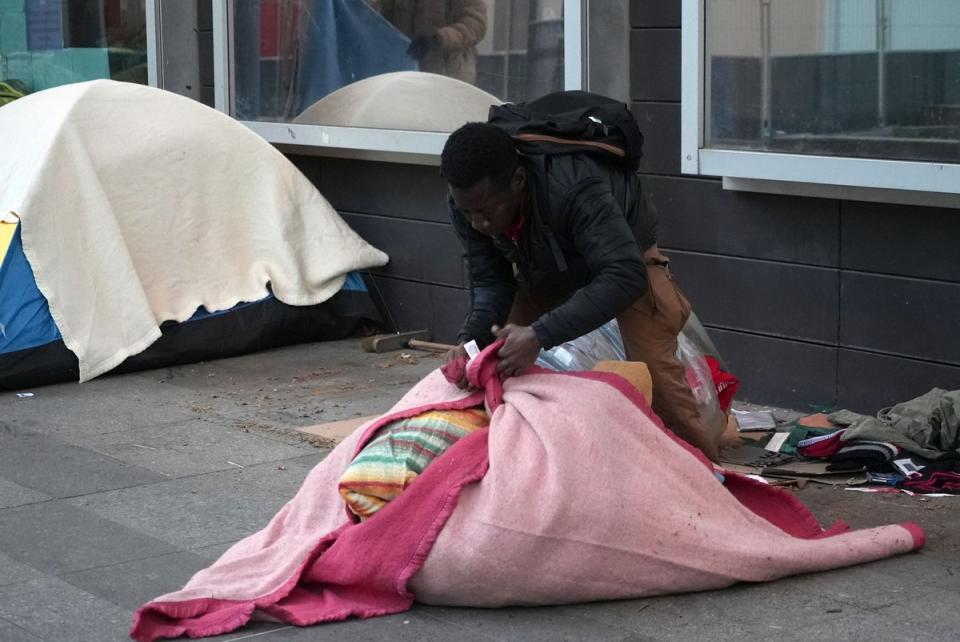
[0,80,387,381]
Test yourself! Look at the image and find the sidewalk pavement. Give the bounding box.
[0,340,957,641]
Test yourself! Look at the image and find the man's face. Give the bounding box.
[450,169,524,237]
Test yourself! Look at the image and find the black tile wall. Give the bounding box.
[709,329,838,409]
[197,0,212,30]
[316,159,449,223]
[198,32,213,87]
[630,0,681,28]
[649,176,840,266]
[669,252,839,344]
[632,102,681,175]
[840,272,960,366]
[837,349,960,412]
[342,213,465,288]
[363,278,470,344]
[841,201,960,282]
[630,29,681,102]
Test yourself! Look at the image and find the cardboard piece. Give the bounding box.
[298,415,380,444]
[798,413,836,428]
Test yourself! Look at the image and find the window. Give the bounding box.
[228,0,566,128]
[0,0,147,96]
[192,0,582,156]
[683,0,960,196]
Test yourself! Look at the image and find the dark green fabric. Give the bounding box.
[780,424,836,456]
[839,388,960,458]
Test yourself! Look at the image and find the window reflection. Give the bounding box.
[706,0,960,164]
[232,0,565,129]
[0,0,147,98]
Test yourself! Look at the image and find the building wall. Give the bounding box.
[289,1,959,414]
[290,156,471,344]
[631,0,960,411]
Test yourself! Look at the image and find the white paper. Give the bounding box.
[765,432,789,453]
[733,409,777,431]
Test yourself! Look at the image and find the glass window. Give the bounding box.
[230,0,565,131]
[705,0,960,164]
[0,0,147,100]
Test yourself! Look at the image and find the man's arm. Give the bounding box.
[449,200,516,348]
[435,0,488,51]
[531,178,649,349]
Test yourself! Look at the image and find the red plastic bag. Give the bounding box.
[705,356,739,414]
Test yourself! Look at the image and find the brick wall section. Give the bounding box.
[630,0,960,411]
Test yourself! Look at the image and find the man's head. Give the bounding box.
[441,122,527,237]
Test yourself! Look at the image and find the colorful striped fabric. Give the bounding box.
[339,408,490,519]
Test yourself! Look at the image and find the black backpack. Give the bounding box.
[487,91,644,172]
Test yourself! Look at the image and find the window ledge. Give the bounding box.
[722,176,960,210]
[698,149,960,199]
[244,121,445,166]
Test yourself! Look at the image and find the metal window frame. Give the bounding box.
[680,0,960,199]
[190,0,585,158]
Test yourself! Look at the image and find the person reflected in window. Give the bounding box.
[370,0,487,84]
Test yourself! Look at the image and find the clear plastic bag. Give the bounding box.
[680,311,727,372]
[535,319,625,371]
[537,318,727,438]
[675,331,727,438]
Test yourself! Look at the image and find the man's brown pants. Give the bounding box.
[507,255,720,461]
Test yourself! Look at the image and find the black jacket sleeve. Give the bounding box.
[449,199,516,347]
[530,178,648,349]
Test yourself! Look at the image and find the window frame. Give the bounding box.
[147,0,585,158]
[681,0,960,197]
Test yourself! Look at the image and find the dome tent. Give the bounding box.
[0,80,388,389]
[294,71,501,132]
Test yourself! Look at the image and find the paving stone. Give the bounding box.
[188,541,239,565]
[0,478,49,509]
[874,591,960,640]
[0,576,132,642]
[0,428,166,498]
[212,456,327,499]
[0,384,196,438]
[200,610,503,642]
[766,552,950,610]
[191,378,420,430]
[561,584,855,641]
[72,420,313,478]
[61,550,209,610]
[0,553,45,588]
[0,501,177,575]
[66,470,297,550]
[0,616,42,642]
[422,605,654,641]
[779,608,936,641]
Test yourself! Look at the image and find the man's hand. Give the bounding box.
[407,33,439,60]
[493,324,541,377]
[443,344,471,389]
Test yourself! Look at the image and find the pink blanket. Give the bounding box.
[131,344,924,641]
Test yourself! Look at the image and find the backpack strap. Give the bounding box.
[513,133,628,160]
[525,155,568,273]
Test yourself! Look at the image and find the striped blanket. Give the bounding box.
[339,408,490,518]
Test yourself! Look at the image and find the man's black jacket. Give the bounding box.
[449,152,658,349]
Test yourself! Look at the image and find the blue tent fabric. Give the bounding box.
[0,221,370,357]
[183,271,366,323]
[0,226,61,354]
[296,0,416,114]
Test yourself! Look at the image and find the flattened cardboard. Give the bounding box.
[298,415,380,444]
